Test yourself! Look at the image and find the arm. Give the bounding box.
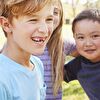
[64,60,77,82]
[64,56,82,82]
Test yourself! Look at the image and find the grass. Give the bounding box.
[62,81,89,100]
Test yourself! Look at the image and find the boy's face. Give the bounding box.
[74,19,100,62]
[3,4,54,55]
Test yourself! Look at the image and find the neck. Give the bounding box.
[2,43,33,69]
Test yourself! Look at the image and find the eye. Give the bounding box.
[46,18,54,23]
[75,36,84,40]
[92,34,100,39]
[54,8,59,16]
[28,18,38,23]
[54,11,59,16]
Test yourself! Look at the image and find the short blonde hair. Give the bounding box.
[1,0,53,22]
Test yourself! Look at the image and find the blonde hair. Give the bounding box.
[0,0,53,36]
[1,0,53,19]
[47,0,64,96]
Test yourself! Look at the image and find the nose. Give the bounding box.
[84,39,93,47]
[38,22,48,35]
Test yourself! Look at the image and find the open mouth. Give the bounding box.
[31,37,46,43]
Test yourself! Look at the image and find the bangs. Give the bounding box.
[2,0,52,18]
[11,0,48,17]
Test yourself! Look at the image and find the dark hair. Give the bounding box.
[72,9,100,33]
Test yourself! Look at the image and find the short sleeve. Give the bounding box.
[64,56,82,82]
[0,83,11,100]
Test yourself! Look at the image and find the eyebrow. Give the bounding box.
[29,14,54,18]
[75,33,84,35]
[91,31,100,33]
[75,31,100,36]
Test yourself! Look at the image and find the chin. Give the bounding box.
[33,49,45,56]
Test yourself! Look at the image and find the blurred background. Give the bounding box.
[0,0,100,99]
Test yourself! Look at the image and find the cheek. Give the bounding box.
[54,17,59,24]
[12,26,31,39]
[48,24,53,35]
[54,16,59,29]
[76,44,83,55]
[76,41,83,49]
[95,40,100,47]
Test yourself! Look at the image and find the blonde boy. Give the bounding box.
[0,0,54,100]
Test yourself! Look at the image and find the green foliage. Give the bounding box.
[63,81,83,96]
[62,81,89,100]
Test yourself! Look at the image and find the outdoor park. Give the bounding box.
[0,0,100,99]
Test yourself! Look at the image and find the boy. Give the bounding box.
[64,9,100,100]
[0,0,54,99]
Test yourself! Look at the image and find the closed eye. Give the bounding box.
[28,19,38,22]
[46,18,54,23]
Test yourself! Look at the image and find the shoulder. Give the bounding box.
[65,56,81,67]
[64,56,82,81]
[64,56,82,73]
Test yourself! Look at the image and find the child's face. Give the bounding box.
[53,6,60,30]
[74,19,100,62]
[6,4,54,55]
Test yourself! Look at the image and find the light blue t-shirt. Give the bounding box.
[0,54,46,100]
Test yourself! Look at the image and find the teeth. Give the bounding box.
[31,37,45,42]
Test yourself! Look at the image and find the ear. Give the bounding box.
[0,16,12,33]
